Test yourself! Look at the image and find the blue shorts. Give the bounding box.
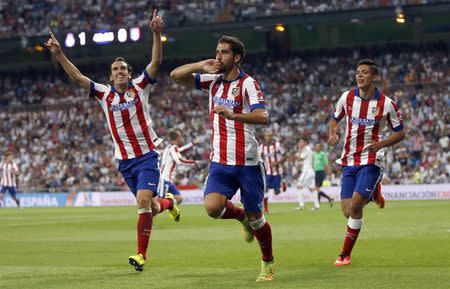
[315,171,326,187]
[118,151,160,196]
[1,186,17,197]
[266,175,281,190]
[341,165,383,200]
[158,180,181,197]
[204,162,265,212]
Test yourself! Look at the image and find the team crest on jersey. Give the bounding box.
[372,107,380,115]
[232,87,240,97]
[124,89,136,101]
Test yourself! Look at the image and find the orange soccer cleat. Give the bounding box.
[334,255,351,267]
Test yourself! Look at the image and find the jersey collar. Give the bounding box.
[111,81,133,95]
[355,87,381,100]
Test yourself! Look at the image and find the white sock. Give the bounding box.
[313,190,320,209]
[348,217,363,229]
[298,187,305,207]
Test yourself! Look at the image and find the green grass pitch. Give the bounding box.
[1,200,449,289]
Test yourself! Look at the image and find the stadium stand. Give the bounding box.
[0,0,445,39]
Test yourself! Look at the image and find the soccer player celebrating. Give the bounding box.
[170,35,275,282]
[45,10,179,272]
[328,59,405,266]
[159,129,199,205]
[0,152,21,208]
[259,130,286,213]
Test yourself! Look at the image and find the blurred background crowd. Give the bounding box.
[0,0,445,39]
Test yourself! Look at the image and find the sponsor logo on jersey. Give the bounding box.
[351,116,380,126]
[110,98,139,112]
[213,96,241,108]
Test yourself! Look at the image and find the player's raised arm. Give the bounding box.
[44,32,90,90]
[145,9,163,80]
[170,59,222,88]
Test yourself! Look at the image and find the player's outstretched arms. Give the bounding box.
[44,32,90,90]
[327,118,340,146]
[214,106,269,125]
[170,59,222,88]
[146,9,163,80]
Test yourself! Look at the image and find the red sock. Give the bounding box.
[254,222,273,262]
[157,197,173,213]
[221,201,245,221]
[137,212,153,259]
[263,197,269,212]
[341,226,361,256]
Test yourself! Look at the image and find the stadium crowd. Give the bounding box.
[0,0,444,39]
[0,45,448,192]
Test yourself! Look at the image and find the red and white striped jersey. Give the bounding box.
[260,141,285,175]
[195,71,266,166]
[0,161,19,187]
[332,88,404,167]
[160,143,195,182]
[90,70,162,160]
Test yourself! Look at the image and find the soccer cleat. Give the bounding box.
[128,253,145,271]
[372,182,385,209]
[240,216,254,243]
[256,259,275,282]
[329,198,334,208]
[165,193,181,222]
[334,254,351,267]
[294,206,305,211]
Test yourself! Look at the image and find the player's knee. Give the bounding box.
[150,198,160,215]
[204,203,224,219]
[136,190,153,207]
[342,210,351,218]
[175,195,183,204]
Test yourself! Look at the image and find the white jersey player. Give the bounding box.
[158,130,197,203]
[296,138,320,210]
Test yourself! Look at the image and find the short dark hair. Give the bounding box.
[357,58,379,75]
[111,56,133,75]
[168,130,181,141]
[218,35,245,64]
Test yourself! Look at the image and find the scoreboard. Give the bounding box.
[64,27,142,48]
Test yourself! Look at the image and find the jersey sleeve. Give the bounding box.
[386,99,404,132]
[132,70,157,103]
[194,73,220,92]
[89,81,110,101]
[332,92,348,122]
[178,142,193,153]
[170,146,196,165]
[244,78,266,111]
[133,70,156,89]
